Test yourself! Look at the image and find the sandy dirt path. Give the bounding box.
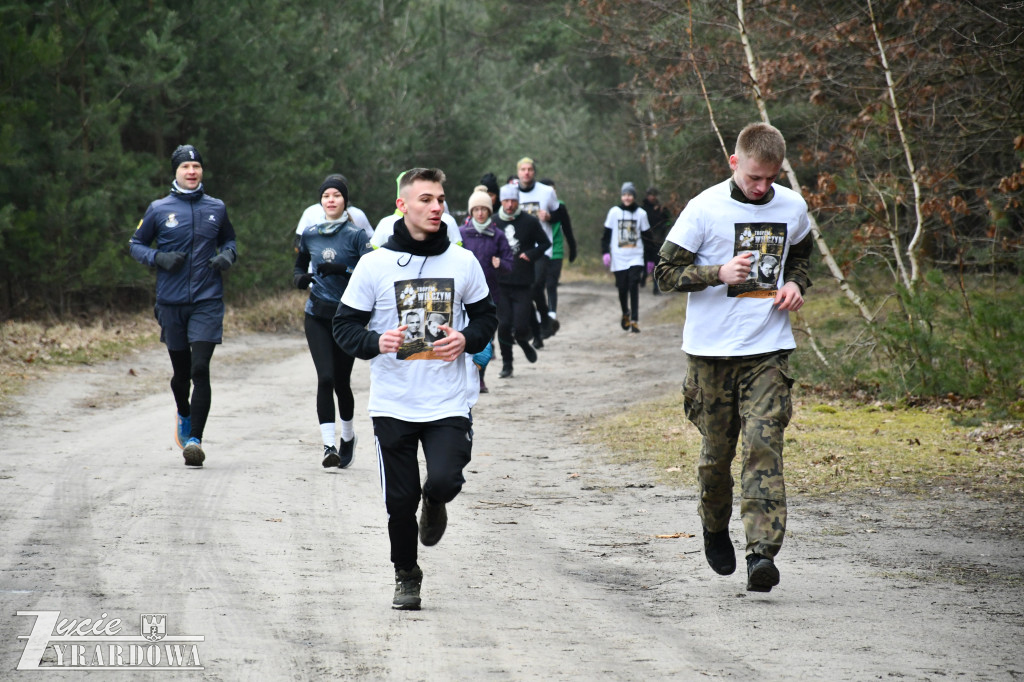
[1,281,1022,680]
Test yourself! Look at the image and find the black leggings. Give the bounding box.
[304,313,355,425]
[615,265,643,322]
[168,341,215,440]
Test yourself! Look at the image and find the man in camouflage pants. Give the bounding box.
[655,122,813,592]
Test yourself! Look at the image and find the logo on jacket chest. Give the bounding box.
[165,214,179,228]
[321,247,337,262]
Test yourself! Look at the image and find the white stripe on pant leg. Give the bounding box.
[375,434,387,506]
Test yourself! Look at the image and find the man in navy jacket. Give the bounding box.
[129,144,237,467]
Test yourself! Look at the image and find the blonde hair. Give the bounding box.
[735,123,786,166]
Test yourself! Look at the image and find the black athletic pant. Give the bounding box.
[545,258,564,314]
[304,313,356,425]
[615,265,644,323]
[495,284,535,367]
[373,416,473,571]
[168,341,215,440]
[531,255,552,339]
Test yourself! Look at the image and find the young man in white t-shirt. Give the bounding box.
[654,123,813,594]
[515,157,560,340]
[332,168,498,611]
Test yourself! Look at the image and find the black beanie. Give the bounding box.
[319,176,349,207]
[171,144,203,174]
[480,172,499,196]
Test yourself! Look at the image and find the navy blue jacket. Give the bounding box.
[129,186,237,305]
[294,220,372,319]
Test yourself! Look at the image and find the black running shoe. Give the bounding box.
[519,339,538,363]
[418,492,448,546]
[322,445,341,468]
[337,436,355,469]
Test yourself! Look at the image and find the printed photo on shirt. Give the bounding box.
[617,218,639,248]
[395,278,454,360]
[520,201,541,218]
[728,222,787,299]
[402,310,424,343]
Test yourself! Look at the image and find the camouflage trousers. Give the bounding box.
[683,351,794,559]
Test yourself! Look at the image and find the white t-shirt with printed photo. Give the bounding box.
[664,179,811,357]
[603,205,650,272]
[516,182,559,257]
[341,243,490,421]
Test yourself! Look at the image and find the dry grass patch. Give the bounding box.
[588,393,1024,501]
[0,315,160,408]
[0,290,308,410]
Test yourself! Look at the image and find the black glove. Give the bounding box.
[154,251,187,272]
[208,251,234,271]
[294,272,314,289]
[316,261,347,276]
[568,245,578,263]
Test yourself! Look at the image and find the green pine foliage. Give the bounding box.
[1,0,633,315]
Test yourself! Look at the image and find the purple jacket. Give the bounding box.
[459,219,515,304]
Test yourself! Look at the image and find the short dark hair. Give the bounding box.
[399,168,446,192]
[735,123,786,166]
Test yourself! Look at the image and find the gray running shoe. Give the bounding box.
[418,492,448,546]
[392,566,423,610]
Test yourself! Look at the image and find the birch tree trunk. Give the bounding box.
[736,0,875,323]
[867,0,925,288]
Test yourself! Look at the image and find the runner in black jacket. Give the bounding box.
[493,183,550,378]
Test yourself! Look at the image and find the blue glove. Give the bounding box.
[473,341,493,370]
[208,251,234,271]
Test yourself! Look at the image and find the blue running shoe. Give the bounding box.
[175,413,191,450]
[182,437,205,467]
